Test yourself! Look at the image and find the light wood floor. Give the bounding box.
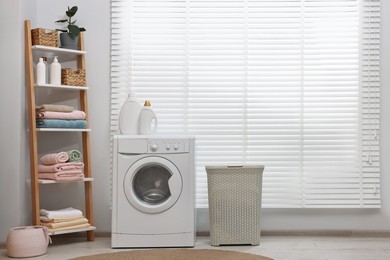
[1,236,390,260]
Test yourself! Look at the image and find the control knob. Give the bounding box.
[150,143,159,152]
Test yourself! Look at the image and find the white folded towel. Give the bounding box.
[40,207,83,219]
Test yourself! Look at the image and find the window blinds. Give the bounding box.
[110,0,380,208]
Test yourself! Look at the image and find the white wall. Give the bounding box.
[0,0,39,242]
[0,0,389,242]
[0,0,23,242]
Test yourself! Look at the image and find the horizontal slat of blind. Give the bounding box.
[110,0,380,208]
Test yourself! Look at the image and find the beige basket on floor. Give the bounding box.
[6,226,50,258]
[31,28,58,47]
[61,68,86,86]
[206,165,264,246]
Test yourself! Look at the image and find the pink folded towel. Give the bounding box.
[40,152,69,165]
[39,169,83,175]
[38,171,84,182]
[38,162,84,173]
[36,110,86,120]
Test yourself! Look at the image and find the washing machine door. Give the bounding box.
[124,156,183,214]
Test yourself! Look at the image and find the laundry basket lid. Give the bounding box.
[205,165,264,170]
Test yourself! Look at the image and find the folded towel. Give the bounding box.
[41,218,89,230]
[40,152,69,165]
[66,150,83,162]
[38,162,84,173]
[38,169,83,175]
[36,110,86,120]
[38,172,84,182]
[47,223,90,232]
[40,216,83,223]
[36,104,74,112]
[40,207,83,219]
[36,119,87,129]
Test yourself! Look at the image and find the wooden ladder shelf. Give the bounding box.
[24,20,94,241]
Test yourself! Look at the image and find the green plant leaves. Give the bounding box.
[66,6,78,18]
[68,24,80,38]
[55,19,68,23]
[56,6,85,37]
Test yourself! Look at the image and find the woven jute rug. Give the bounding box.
[70,249,273,260]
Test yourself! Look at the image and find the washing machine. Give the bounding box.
[111,135,195,248]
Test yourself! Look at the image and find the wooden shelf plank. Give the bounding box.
[38,178,94,184]
[35,83,89,90]
[48,226,96,236]
[36,128,91,132]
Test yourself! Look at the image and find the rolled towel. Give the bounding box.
[67,150,83,162]
[35,104,74,112]
[40,152,69,165]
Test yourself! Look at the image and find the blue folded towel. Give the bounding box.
[36,119,87,129]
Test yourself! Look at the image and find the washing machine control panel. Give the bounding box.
[148,139,188,153]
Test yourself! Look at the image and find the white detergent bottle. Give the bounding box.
[36,57,46,85]
[42,57,49,83]
[139,100,158,135]
[119,90,142,134]
[49,56,61,85]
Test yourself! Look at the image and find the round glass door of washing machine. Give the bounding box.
[124,156,183,214]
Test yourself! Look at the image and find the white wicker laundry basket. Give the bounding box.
[206,165,264,246]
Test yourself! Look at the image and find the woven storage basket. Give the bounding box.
[31,28,58,47]
[61,68,86,86]
[206,165,264,246]
[6,226,50,258]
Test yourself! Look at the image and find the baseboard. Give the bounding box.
[2,229,390,247]
[197,230,390,237]
[53,230,390,238]
[265,230,390,237]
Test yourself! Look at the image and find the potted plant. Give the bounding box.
[55,6,86,49]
